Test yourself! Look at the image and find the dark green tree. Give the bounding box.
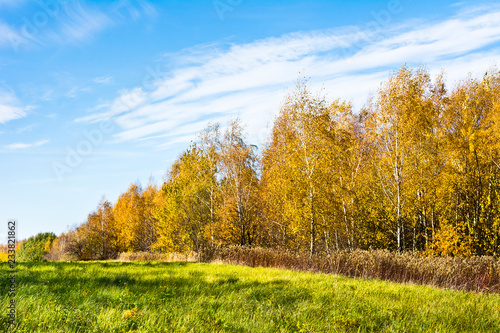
[17,232,57,261]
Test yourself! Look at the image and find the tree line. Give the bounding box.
[48,65,500,260]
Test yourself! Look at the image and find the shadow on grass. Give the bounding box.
[8,261,310,306]
[3,260,315,333]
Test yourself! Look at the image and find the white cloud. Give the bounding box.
[0,22,24,48]
[5,139,49,150]
[0,90,29,124]
[41,89,54,101]
[75,87,146,123]
[48,2,112,44]
[16,123,38,134]
[93,75,113,84]
[66,87,79,98]
[0,0,25,7]
[80,7,500,147]
[0,1,156,49]
[0,104,26,124]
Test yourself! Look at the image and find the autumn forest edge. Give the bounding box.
[35,64,500,261]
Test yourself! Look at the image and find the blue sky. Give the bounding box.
[1,0,500,241]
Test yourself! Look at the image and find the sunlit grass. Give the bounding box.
[1,261,499,332]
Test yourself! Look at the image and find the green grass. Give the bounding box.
[1,261,500,332]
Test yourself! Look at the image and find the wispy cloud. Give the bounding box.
[93,75,113,84]
[66,87,79,98]
[40,89,54,101]
[45,1,112,45]
[0,0,157,50]
[0,0,26,7]
[0,89,29,124]
[79,6,500,147]
[0,22,23,47]
[75,87,146,123]
[5,139,49,150]
[16,123,38,134]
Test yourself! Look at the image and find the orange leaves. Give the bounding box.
[428,223,473,257]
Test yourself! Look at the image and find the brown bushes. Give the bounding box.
[116,251,198,262]
[206,246,500,293]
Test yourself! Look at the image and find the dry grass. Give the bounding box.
[116,251,198,262]
[206,246,500,293]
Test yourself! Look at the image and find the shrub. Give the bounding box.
[116,251,197,262]
[17,232,56,262]
[428,223,473,257]
[44,232,79,261]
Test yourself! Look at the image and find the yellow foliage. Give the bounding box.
[428,224,473,257]
[69,65,500,258]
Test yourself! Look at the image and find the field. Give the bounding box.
[1,262,500,332]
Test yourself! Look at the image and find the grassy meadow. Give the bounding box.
[1,261,500,332]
